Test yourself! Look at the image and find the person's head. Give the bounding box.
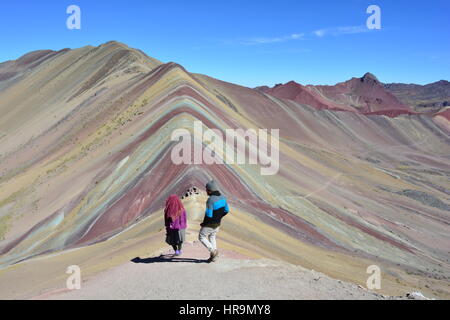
[205,180,219,195]
[164,194,184,220]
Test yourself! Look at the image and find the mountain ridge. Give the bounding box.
[257,74,449,116]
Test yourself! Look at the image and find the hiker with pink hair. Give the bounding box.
[164,194,187,256]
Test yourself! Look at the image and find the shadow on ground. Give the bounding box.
[131,255,208,264]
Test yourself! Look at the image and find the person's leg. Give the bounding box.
[199,227,214,252]
[172,245,177,252]
[208,227,219,262]
[208,227,219,251]
[178,229,185,252]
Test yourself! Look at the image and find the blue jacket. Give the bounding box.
[201,191,229,228]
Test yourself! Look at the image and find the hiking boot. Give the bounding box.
[208,249,219,263]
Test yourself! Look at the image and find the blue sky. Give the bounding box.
[0,0,449,87]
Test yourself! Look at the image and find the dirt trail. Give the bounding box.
[37,241,392,300]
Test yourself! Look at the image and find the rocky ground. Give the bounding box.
[35,241,408,300]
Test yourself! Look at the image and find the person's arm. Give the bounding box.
[164,215,171,228]
[200,199,213,227]
[222,199,230,217]
[205,198,214,218]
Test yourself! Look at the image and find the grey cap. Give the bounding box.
[206,180,219,192]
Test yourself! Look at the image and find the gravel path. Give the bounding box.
[41,241,391,300]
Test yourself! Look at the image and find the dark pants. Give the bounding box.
[172,243,183,251]
[166,229,185,252]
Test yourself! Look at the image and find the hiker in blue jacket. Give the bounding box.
[199,180,230,263]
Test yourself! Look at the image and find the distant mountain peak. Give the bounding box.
[255,72,412,115]
[100,40,128,47]
[361,72,379,83]
[435,80,450,85]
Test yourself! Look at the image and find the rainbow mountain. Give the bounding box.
[0,41,449,298]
